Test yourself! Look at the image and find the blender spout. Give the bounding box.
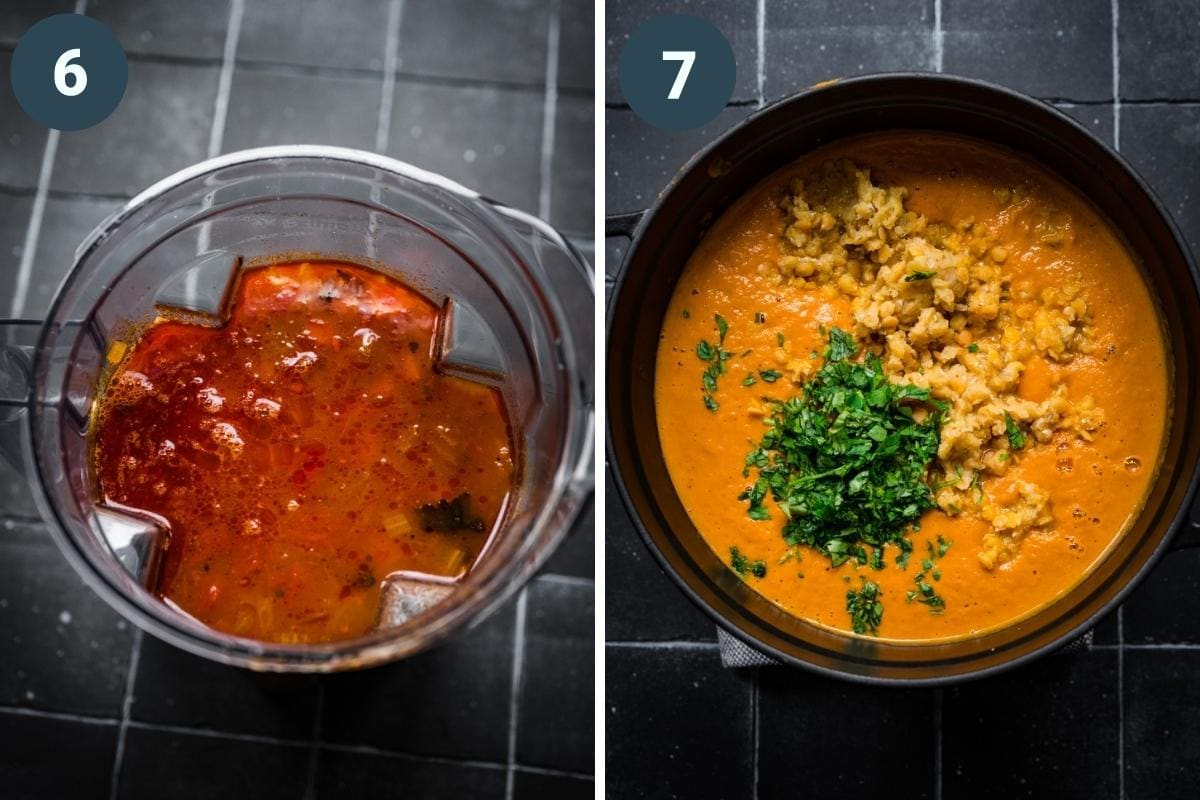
[94,502,170,589]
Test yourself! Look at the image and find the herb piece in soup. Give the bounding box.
[729,546,767,579]
[904,270,937,282]
[740,328,944,566]
[1004,413,1026,451]
[417,494,486,533]
[846,578,884,635]
[697,314,734,411]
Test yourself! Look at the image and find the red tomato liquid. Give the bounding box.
[93,262,515,643]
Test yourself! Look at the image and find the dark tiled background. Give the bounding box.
[0,1,593,798]
[606,2,1200,799]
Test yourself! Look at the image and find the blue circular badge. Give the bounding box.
[10,14,128,131]
[617,15,737,131]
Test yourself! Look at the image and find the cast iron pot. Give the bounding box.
[606,73,1200,685]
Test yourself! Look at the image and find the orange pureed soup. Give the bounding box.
[94,261,515,643]
[655,133,1169,641]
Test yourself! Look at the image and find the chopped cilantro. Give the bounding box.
[681,309,691,319]
[968,343,980,353]
[742,374,758,387]
[776,332,786,347]
[758,369,783,383]
[1004,412,1026,450]
[846,578,884,635]
[904,270,937,282]
[740,328,944,565]
[729,546,767,579]
[697,315,735,411]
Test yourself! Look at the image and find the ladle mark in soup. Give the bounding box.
[93,261,515,644]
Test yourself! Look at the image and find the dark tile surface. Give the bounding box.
[52,60,220,196]
[315,748,507,798]
[237,0,388,72]
[1124,649,1200,798]
[1121,549,1200,644]
[513,769,594,799]
[0,521,134,717]
[22,195,125,318]
[604,235,628,284]
[115,727,309,800]
[517,578,594,773]
[0,192,32,275]
[0,0,75,46]
[942,0,1113,101]
[558,1,594,92]
[607,0,759,104]
[765,0,933,98]
[606,104,753,214]
[0,59,48,190]
[943,649,1119,799]
[551,94,595,235]
[89,0,230,60]
[222,67,383,153]
[130,635,320,738]
[541,495,595,578]
[1121,104,1200,255]
[398,0,549,86]
[387,81,544,213]
[320,600,517,762]
[606,645,752,800]
[605,469,716,643]
[758,669,935,798]
[1055,102,1115,147]
[0,711,118,800]
[1118,0,1200,100]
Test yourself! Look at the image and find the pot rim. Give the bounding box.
[605,71,1200,686]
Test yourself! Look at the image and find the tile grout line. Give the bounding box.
[375,0,404,153]
[191,0,244,299]
[751,670,760,800]
[1112,0,1121,150]
[605,640,719,651]
[535,573,594,587]
[10,0,90,316]
[934,688,944,800]
[107,629,143,800]
[537,0,561,221]
[755,0,765,108]
[0,701,593,778]
[302,681,326,800]
[504,588,530,800]
[1118,606,1126,800]
[8,129,59,317]
[0,705,118,727]
[933,0,944,73]
[207,0,244,161]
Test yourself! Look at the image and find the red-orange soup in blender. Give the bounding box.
[93,261,515,644]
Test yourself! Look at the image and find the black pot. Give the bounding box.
[606,73,1200,685]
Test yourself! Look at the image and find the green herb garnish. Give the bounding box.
[758,369,783,383]
[740,328,944,563]
[967,343,980,353]
[904,270,937,282]
[846,578,884,635]
[697,315,734,411]
[1004,412,1026,451]
[742,374,758,387]
[729,546,767,579]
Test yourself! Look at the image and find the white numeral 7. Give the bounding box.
[662,50,696,100]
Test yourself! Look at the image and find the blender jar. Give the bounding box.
[0,146,593,671]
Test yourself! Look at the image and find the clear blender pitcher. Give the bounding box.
[0,146,593,671]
